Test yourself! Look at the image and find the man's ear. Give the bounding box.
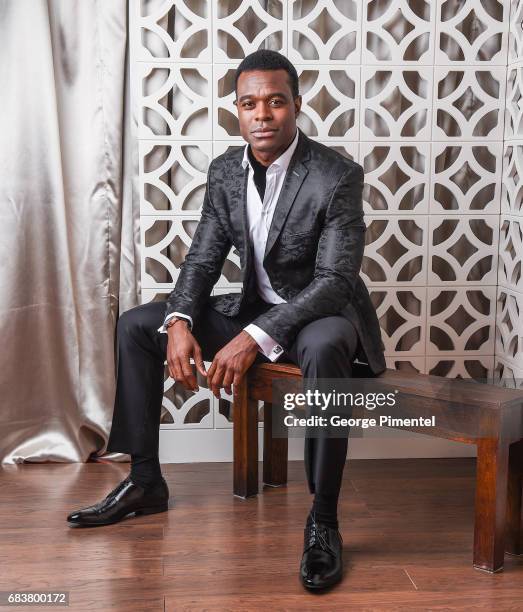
[294,95,302,116]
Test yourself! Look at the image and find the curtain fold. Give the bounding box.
[0,0,138,463]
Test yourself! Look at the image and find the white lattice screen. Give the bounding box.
[130,0,523,461]
[496,0,523,383]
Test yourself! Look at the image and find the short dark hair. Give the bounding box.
[234,50,300,98]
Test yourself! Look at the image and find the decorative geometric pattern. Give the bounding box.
[296,67,360,140]
[498,216,523,291]
[502,144,523,214]
[362,0,435,65]
[212,0,285,61]
[508,0,523,62]
[136,0,212,62]
[362,216,427,286]
[138,63,211,139]
[496,287,523,367]
[360,142,430,215]
[139,141,212,215]
[433,68,506,141]
[436,0,508,65]
[505,64,523,139]
[430,143,502,215]
[370,288,426,356]
[428,216,499,285]
[427,287,496,356]
[360,67,433,142]
[289,0,360,64]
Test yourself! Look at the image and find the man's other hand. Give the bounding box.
[166,319,206,391]
[207,331,259,399]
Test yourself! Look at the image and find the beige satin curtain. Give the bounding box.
[0,0,138,463]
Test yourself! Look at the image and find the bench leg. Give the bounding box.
[506,439,523,556]
[473,438,509,572]
[263,402,288,487]
[233,379,258,498]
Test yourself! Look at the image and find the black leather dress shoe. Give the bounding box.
[300,513,343,590]
[67,476,169,526]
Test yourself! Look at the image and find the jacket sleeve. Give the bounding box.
[249,163,366,350]
[163,160,232,324]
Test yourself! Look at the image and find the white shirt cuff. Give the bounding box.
[158,312,193,334]
[244,324,284,362]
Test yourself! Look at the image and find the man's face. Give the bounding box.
[234,69,301,160]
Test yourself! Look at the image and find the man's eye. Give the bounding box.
[270,99,283,105]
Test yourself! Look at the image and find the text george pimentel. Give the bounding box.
[283,415,436,428]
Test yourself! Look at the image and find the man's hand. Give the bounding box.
[166,319,207,391]
[207,331,259,399]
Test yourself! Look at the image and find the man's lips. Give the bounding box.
[252,129,278,138]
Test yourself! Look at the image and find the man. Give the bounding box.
[67,50,385,591]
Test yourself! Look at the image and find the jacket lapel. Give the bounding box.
[263,129,311,260]
[226,154,251,279]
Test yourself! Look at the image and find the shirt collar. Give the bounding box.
[241,128,299,172]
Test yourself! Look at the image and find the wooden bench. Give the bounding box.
[233,363,523,573]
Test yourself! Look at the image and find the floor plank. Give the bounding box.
[1,458,522,610]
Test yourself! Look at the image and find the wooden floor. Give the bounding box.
[1,459,523,611]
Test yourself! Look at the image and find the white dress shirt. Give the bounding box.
[160,128,300,362]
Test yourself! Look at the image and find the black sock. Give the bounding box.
[130,454,163,489]
[311,493,339,529]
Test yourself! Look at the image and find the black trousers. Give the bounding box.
[107,298,358,499]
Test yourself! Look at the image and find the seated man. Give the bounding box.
[67,49,385,591]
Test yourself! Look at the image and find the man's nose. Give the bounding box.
[255,102,272,122]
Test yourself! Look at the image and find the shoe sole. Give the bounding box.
[135,503,169,516]
[300,572,342,591]
[67,503,169,527]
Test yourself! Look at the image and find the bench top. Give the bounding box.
[250,363,523,411]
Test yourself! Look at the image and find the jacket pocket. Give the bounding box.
[280,228,317,245]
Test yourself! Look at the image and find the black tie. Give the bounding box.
[248,146,268,201]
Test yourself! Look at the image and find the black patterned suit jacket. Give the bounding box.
[164,128,386,375]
